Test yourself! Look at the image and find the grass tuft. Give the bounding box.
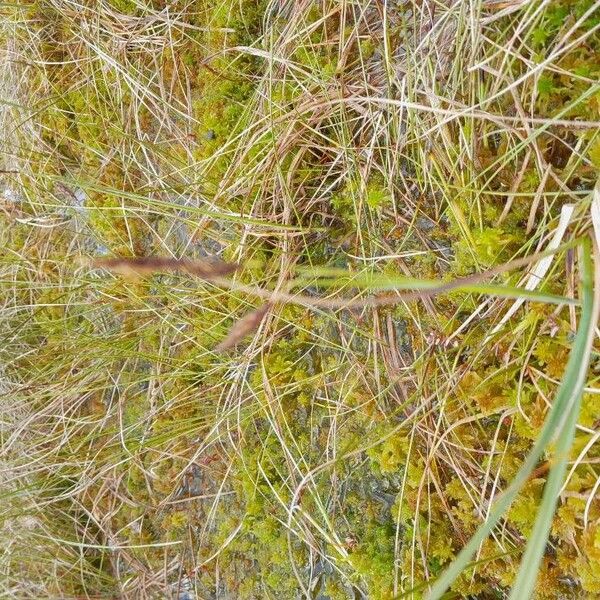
[2,0,600,598]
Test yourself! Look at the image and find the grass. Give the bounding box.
[1,0,600,598]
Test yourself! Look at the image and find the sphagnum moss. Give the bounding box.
[2,0,600,598]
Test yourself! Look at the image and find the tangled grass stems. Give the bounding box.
[2,0,600,597]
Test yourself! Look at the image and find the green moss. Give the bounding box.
[348,524,396,599]
[5,0,600,597]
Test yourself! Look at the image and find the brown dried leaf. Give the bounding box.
[215,303,272,352]
[92,256,239,279]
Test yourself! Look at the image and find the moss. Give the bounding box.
[108,0,139,14]
[348,523,396,599]
[452,226,515,273]
[5,0,600,596]
[368,435,410,474]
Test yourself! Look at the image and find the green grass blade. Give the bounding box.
[295,274,577,305]
[508,239,598,598]
[425,236,596,600]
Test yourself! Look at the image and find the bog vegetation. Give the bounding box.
[1,0,600,598]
